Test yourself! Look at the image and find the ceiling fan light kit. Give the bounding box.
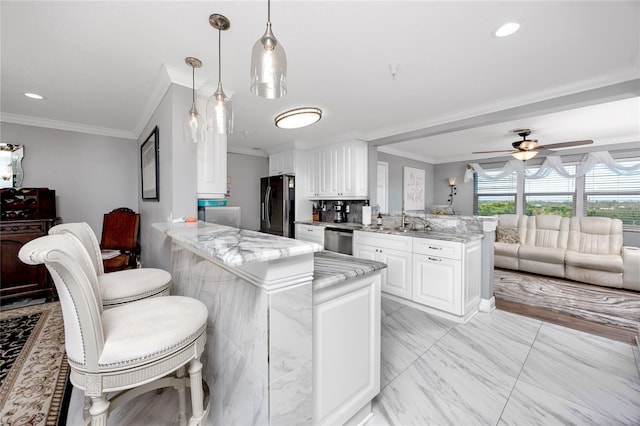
[207,14,233,135]
[472,128,594,161]
[250,0,287,99]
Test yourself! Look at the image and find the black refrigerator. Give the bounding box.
[260,175,295,238]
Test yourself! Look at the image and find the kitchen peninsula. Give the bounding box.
[154,221,386,426]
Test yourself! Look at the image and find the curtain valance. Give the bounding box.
[464,151,640,182]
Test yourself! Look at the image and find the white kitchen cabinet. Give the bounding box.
[353,231,482,322]
[413,253,462,314]
[412,238,481,319]
[269,150,295,176]
[313,273,381,426]
[295,223,325,247]
[308,140,368,199]
[353,231,413,299]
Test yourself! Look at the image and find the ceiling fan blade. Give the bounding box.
[535,140,593,150]
[472,149,514,154]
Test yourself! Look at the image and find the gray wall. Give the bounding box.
[433,160,474,215]
[137,84,198,271]
[227,153,268,231]
[0,122,137,235]
[376,151,434,213]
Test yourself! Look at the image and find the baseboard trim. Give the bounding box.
[479,297,495,313]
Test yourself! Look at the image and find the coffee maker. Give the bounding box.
[333,201,347,223]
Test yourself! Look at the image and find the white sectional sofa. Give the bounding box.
[494,214,640,291]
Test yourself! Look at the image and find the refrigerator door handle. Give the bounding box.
[265,186,272,229]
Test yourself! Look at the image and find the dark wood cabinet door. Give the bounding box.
[0,219,59,304]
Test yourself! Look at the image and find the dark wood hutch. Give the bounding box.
[1,187,59,304]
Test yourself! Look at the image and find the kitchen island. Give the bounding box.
[154,221,386,426]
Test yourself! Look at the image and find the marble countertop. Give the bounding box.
[296,220,483,243]
[313,250,387,290]
[153,221,322,267]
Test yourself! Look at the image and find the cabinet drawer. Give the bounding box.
[353,231,412,252]
[295,224,325,245]
[412,237,461,260]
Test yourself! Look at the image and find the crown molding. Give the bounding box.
[0,112,136,139]
[132,64,173,139]
[227,146,268,157]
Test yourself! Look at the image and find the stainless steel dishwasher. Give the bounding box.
[324,228,353,255]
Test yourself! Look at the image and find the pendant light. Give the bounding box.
[207,14,233,134]
[183,57,204,144]
[250,0,287,98]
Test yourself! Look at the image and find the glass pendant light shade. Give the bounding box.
[207,82,233,134]
[183,57,204,144]
[184,104,204,144]
[250,0,287,99]
[207,14,233,134]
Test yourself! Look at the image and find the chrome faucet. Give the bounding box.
[411,216,431,232]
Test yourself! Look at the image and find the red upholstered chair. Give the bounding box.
[100,208,140,273]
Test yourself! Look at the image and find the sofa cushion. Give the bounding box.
[565,250,624,273]
[519,245,566,264]
[524,215,570,249]
[568,217,623,255]
[496,227,520,244]
[495,241,520,257]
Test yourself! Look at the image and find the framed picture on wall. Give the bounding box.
[141,126,159,201]
[403,166,425,211]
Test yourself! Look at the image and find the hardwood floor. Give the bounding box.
[494,268,640,345]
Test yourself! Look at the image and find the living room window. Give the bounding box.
[523,165,577,217]
[474,170,517,215]
[584,159,640,228]
[472,154,640,231]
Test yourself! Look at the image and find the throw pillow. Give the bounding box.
[496,226,520,244]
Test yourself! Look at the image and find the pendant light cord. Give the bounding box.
[191,64,196,104]
[218,29,222,84]
[268,0,271,23]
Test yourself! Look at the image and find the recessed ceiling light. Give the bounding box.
[24,92,44,100]
[275,107,322,129]
[495,22,520,38]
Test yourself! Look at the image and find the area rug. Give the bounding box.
[494,268,640,332]
[0,302,70,425]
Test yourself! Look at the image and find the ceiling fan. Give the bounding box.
[472,128,593,160]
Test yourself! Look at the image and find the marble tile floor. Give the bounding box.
[65,297,640,425]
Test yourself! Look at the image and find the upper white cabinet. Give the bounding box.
[308,140,368,199]
[269,150,296,176]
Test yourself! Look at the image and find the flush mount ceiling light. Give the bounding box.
[495,22,520,37]
[207,14,233,134]
[24,92,44,100]
[275,107,322,129]
[183,57,204,144]
[512,150,538,161]
[250,0,287,99]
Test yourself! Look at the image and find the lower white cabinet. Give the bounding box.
[353,232,413,299]
[413,254,462,314]
[295,223,325,247]
[313,273,381,425]
[353,231,482,321]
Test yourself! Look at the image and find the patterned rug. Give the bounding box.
[0,302,70,425]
